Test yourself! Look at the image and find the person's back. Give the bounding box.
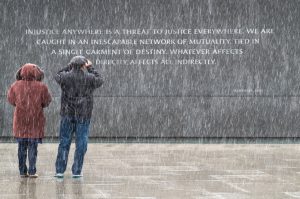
[54,56,103,178]
[55,56,103,119]
[9,80,50,136]
[7,63,52,178]
[8,64,51,138]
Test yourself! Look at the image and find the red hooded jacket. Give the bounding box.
[7,64,52,138]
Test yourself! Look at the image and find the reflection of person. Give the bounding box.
[7,63,52,178]
[72,178,83,198]
[54,56,104,178]
[55,177,66,198]
[19,178,37,199]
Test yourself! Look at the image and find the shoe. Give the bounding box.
[54,173,64,178]
[72,174,83,178]
[29,174,38,178]
[20,173,29,178]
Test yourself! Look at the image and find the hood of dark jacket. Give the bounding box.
[68,56,87,70]
[19,63,44,81]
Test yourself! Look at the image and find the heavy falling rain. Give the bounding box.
[0,0,300,198]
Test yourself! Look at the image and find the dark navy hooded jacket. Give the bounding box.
[55,56,104,120]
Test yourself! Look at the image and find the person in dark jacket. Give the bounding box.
[54,56,104,178]
[7,63,52,178]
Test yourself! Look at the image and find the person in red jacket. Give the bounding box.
[7,63,52,178]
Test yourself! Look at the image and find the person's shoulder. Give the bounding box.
[35,81,49,90]
[62,70,74,78]
[10,80,22,88]
[58,69,72,79]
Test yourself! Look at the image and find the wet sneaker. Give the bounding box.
[29,174,38,178]
[72,174,83,178]
[54,173,64,178]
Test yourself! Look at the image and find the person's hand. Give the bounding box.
[85,59,92,68]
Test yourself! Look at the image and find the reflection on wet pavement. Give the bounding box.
[0,143,300,198]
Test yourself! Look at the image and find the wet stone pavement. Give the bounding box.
[0,143,300,199]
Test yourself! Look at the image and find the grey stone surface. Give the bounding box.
[1,143,300,198]
[183,97,300,137]
[0,99,7,137]
[3,96,300,137]
[1,0,300,137]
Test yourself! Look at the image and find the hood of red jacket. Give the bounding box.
[20,63,42,81]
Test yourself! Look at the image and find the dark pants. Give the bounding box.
[55,116,90,175]
[18,141,38,175]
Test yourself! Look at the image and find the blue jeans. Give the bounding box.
[18,141,38,175]
[55,116,90,175]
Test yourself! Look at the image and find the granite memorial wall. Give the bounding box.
[0,0,299,138]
